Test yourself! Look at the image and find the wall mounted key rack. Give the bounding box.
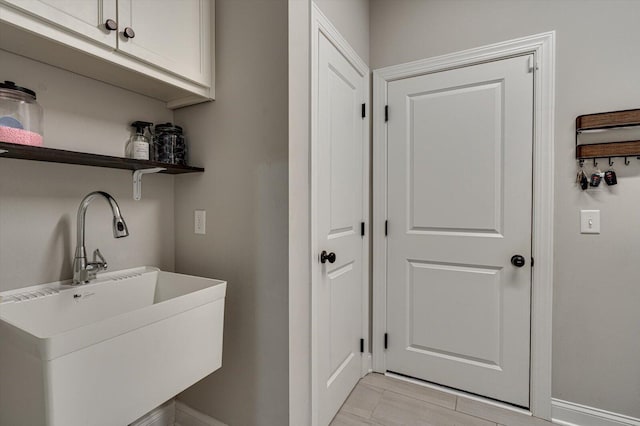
[576,108,640,167]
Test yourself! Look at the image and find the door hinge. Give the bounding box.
[361,221,365,237]
[384,105,389,122]
[385,220,388,236]
[384,333,388,349]
[360,338,364,353]
[528,56,538,73]
[361,103,366,118]
[531,257,535,267]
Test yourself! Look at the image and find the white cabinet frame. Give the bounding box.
[372,32,556,420]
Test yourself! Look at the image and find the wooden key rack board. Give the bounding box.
[576,109,640,161]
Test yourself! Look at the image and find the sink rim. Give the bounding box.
[0,267,226,361]
[0,266,159,303]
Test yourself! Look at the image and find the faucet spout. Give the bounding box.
[72,191,129,285]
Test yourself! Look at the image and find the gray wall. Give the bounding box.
[173,1,289,425]
[0,49,175,292]
[313,0,370,65]
[370,0,640,418]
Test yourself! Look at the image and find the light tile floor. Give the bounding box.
[331,374,555,426]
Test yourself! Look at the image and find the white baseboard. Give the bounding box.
[362,352,373,376]
[175,401,227,426]
[552,399,640,426]
[129,400,175,426]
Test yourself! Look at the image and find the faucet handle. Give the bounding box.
[92,249,108,270]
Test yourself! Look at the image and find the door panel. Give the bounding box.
[316,32,366,426]
[386,55,533,407]
[329,262,357,376]
[117,0,209,85]
[408,261,502,366]
[408,81,504,234]
[328,67,358,234]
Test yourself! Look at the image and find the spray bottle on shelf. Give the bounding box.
[126,121,153,160]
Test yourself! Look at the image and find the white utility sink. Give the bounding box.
[0,267,226,426]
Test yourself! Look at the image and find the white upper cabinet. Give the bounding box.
[117,0,210,86]
[0,0,214,108]
[1,0,117,47]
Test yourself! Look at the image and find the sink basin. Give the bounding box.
[0,267,226,426]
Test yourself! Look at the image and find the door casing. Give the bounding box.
[311,5,371,426]
[372,32,556,420]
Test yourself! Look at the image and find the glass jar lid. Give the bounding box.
[0,81,37,102]
[155,122,183,134]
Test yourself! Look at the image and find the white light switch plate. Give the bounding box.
[580,210,600,234]
[194,210,206,235]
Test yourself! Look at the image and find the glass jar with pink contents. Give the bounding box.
[0,81,44,146]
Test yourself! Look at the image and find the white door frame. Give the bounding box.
[372,32,556,420]
[311,4,370,426]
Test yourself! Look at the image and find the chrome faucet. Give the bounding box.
[72,191,129,285]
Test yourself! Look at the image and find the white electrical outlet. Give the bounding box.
[580,210,600,234]
[194,210,206,235]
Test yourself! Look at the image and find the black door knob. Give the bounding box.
[320,251,336,264]
[511,255,526,267]
[105,19,118,31]
[123,27,135,39]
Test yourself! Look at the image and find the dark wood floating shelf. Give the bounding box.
[577,109,640,131]
[0,141,204,174]
[576,109,640,159]
[576,140,640,159]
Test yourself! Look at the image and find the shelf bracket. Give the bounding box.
[132,167,166,201]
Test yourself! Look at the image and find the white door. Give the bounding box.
[2,0,117,47]
[117,0,210,85]
[315,31,367,425]
[385,55,534,407]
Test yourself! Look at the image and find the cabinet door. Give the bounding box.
[0,0,117,47]
[117,0,211,86]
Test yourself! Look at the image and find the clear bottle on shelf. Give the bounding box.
[126,121,153,160]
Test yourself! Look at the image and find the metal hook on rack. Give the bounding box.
[593,158,598,167]
[625,157,630,165]
[579,159,585,167]
[609,157,614,167]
